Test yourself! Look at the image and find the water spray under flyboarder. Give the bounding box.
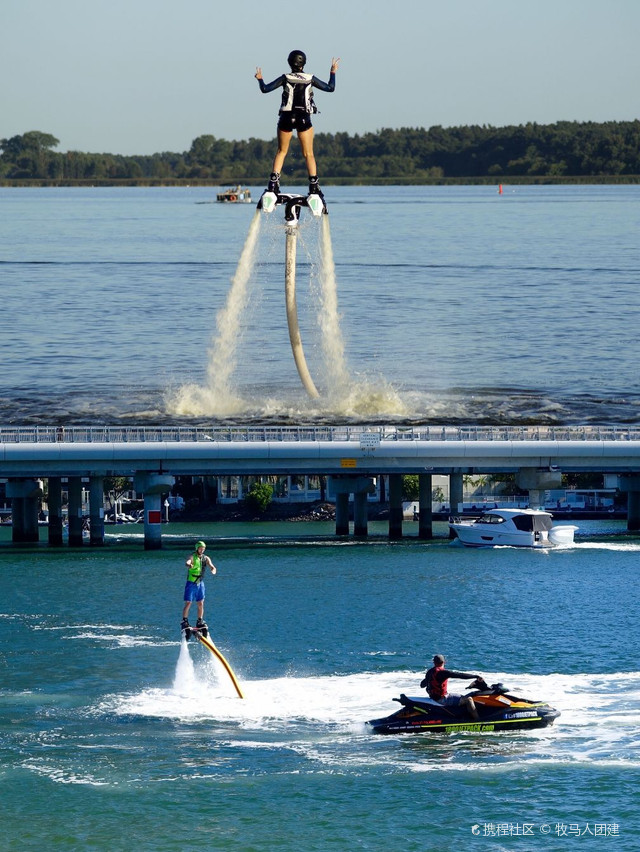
[255,51,340,398]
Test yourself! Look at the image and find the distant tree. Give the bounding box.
[245,481,273,514]
[402,475,419,501]
[0,131,60,178]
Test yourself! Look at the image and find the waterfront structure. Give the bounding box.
[2,424,640,548]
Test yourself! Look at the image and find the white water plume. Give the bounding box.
[167,211,262,416]
[317,216,349,392]
[167,209,408,419]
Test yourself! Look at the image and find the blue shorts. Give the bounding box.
[440,694,462,707]
[184,580,205,602]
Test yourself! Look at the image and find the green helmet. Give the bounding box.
[196,541,206,550]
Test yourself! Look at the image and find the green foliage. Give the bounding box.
[3,121,640,183]
[104,476,132,499]
[245,481,273,514]
[402,475,419,501]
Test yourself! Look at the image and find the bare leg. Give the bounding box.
[197,600,205,621]
[182,601,191,619]
[272,129,292,174]
[461,696,479,721]
[297,127,317,177]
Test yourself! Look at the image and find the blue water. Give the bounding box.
[1,184,639,423]
[1,526,639,850]
[1,186,640,849]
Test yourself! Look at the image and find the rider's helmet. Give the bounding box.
[287,50,307,72]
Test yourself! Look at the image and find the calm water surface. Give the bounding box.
[1,185,639,424]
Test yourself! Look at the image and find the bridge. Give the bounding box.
[3,424,640,547]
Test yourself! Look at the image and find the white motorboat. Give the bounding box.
[449,508,577,548]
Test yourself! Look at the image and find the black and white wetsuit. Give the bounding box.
[258,71,336,132]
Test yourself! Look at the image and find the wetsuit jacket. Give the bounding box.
[258,71,336,114]
[421,666,477,700]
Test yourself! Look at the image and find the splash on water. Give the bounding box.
[173,637,197,695]
[167,210,407,420]
[167,211,262,417]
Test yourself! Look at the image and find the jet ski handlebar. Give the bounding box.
[466,676,490,691]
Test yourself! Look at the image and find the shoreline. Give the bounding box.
[2,176,639,188]
[169,501,627,525]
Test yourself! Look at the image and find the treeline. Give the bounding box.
[2,122,640,184]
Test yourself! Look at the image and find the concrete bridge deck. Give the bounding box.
[2,425,640,546]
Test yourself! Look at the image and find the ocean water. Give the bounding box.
[1,185,640,849]
[1,527,639,850]
[1,184,639,424]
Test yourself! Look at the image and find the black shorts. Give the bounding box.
[277,111,313,133]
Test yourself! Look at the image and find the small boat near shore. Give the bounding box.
[449,507,577,548]
[216,185,252,203]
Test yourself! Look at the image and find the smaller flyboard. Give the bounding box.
[257,190,327,222]
[183,625,245,699]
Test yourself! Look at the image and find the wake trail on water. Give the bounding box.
[166,212,407,420]
[102,659,640,767]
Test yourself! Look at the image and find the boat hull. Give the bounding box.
[448,508,577,548]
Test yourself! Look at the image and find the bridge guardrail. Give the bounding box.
[1,425,639,444]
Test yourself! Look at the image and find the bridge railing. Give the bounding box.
[1,425,640,444]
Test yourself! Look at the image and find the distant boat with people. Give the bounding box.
[216,185,252,203]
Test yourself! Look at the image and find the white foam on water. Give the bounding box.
[102,662,639,746]
[572,541,640,552]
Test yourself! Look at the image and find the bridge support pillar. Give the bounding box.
[353,491,369,537]
[134,473,175,550]
[389,474,403,539]
[68,477,84,546]
[449,473,464,538]
[515,468,562,510]
[335,493,349,535]
[619,475,640,531]
[418,473,433,539]
[48,477,64,546]
[329,476,375,537]
[89,476,105,546]
[6,479,42,543]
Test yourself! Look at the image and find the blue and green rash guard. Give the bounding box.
[258,71,336,116]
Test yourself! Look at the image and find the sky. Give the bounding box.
[2,0,639,156]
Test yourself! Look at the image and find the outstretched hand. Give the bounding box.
[331,57,340,73]
[255,66,263,80]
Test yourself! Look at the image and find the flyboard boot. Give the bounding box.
[307,176,326,216]
[195,617,209,638]
[180,617,191,641]
[258,172,280,213]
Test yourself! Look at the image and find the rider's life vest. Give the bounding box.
[279,73,318,114]
[187,553,205,583]
[426,665,447,700]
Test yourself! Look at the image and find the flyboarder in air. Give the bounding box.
[181,540,216,638]
[255,51,340,199]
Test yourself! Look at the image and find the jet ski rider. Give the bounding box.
[255,51,340,198]
[420,654,481,721]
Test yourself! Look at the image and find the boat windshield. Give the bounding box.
[475,514,506,524]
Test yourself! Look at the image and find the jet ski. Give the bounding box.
[367,677,560,734]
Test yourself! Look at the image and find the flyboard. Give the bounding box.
[257,187,327,398]
[184,625,244,699]
[257,189,327,220]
